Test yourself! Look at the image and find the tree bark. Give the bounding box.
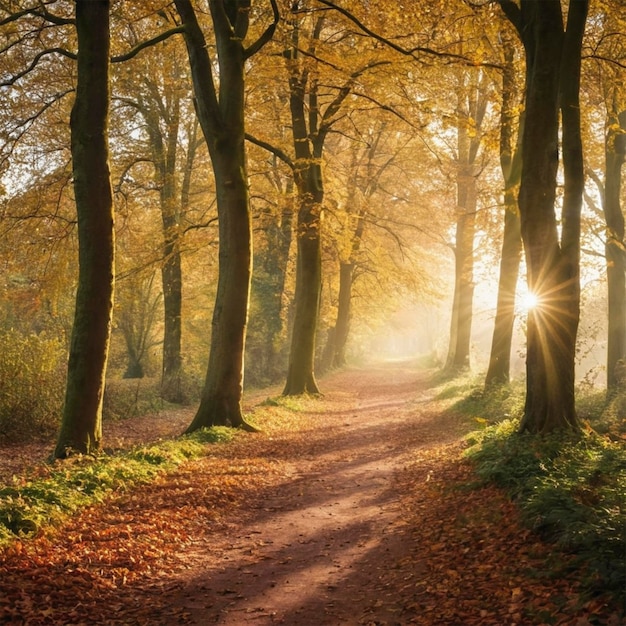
[445,71,486,373]
[54,0,113,458]
[332,261,354,368]
[282,16,324,396]
[485,38,523,387]
[256,180,293,380]
[499,0,587,434]
[604,94,626,392]
[283,169,323,394]
[175,0,276,430]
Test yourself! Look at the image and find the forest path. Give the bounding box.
[0,362,613,625]
[161,363,467,626]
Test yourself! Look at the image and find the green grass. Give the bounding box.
[458,379,626,607]
[0,426,235,547]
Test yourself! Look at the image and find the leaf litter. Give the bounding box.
[0,364,623,625]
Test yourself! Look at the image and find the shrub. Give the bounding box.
[0,330,66,442]
[103,376,169,421]
[465,423,626,604]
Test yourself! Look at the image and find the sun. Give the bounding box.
[520,291,539,312]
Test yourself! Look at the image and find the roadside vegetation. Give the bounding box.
[447,375,626,609]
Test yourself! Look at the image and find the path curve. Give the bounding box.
[2,363,613,625]
[159,363,467,625]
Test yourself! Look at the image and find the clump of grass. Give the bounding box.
[453,378,625,608]
[0,427,234,547]
[465,421,626,606]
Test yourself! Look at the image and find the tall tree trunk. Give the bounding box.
[54,0,113,458]
[445,190,476,372]
[485,197,521,385]
[445,72,486,372]
[175,0,277,430]
[282,16,324,396]
[259,181,294,379]
[159,98,185,403]
[332,261,354,368]
[283,165,323,394]
[604,95,626,392]
[499,0,587,434]
[485,39,523,387]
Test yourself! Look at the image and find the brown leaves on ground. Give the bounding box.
[0,364,623,625]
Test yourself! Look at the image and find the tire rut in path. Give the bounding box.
[161,365,465,625]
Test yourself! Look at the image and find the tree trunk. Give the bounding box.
[283,167,323,395]
[159,99,185,404]
[500,0,588,434]
[54,0,113,458]
[332,261,354,368]
[485,200,521,385]
[188,146,252,429]
[604,98,626,392]
[175,0,261,430]
[485,39,523,387]
[282,18,325,396]
[260,185,294,379]
[445,198,476,372]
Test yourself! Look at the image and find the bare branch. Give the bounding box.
[111,25,185,63]
[245,132,294,170]
[0,2,73,27]
[315,0,500,69]
[244,0,280,59]
[1,47,76,86]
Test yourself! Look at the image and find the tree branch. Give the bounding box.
[245,133,294,170]
[244,0,280,59]
[315,0,498,68]
[1,47,76,86]
[111,25,185,63]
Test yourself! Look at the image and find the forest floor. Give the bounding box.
[0,362,623,625]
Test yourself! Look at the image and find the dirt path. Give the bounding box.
[0,363,617,625]
[161,364,467,625]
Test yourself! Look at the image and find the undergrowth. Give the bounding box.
[0,426,234,547]
[460,380,626,609]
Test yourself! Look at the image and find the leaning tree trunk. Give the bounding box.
[54,0,114,458]
[500,0,588,434]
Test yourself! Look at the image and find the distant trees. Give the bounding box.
[444,68,491,373]
[590,2,626,394]
[0,0,623,448]
[114,35,195,401]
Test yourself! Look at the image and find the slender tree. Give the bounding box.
[485,32,523,387]
[604,90,626,392]
[54,0,114,457]
[444,68,490,373]
[281,6,385,395]
[174,0,278,431]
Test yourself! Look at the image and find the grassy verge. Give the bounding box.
[456,378,626,608]
[0,427,235,547]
